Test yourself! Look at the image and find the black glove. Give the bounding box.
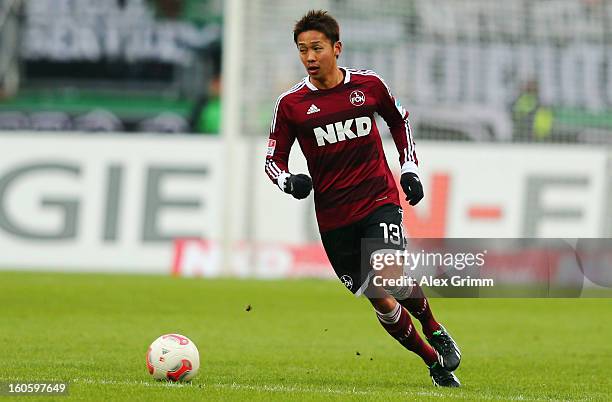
[400,172,424,206]
[283,173,313,199]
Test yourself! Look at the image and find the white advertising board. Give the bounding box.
[0,133,224,272]
[0,133,609,273]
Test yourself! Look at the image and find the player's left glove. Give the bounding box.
[283,173,313,200]
[400,172,424,206]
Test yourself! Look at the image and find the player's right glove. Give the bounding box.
[282,173,313,200]
[400,172,424,206]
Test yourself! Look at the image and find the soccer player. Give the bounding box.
[264,10,461,387]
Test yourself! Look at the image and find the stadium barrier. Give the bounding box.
[0,132,609,275]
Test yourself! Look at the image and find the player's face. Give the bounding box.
[296,30,341,84]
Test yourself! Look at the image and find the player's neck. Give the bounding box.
[310,67,344,90]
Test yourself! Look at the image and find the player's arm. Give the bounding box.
[265,97,312,200]
[373,75,423,206]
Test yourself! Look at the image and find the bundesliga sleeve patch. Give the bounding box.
[267,139,276,156]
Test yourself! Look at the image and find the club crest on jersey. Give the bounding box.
[267,139,276,156]
[313,117,372,146]
[350,90,366,106]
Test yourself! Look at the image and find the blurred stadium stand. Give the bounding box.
[0,0,21,100]
[236,0,612,144]
[0,0,222,134]
[0,0,612,142]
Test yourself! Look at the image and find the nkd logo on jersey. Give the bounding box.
[314,117,372,146]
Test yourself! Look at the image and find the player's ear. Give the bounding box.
[334,41,342,59]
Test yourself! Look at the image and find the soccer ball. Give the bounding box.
[146,334,200,382]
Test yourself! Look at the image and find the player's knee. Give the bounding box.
[368,295,397,314]
[383,283,412,300]
[369,250,412,300]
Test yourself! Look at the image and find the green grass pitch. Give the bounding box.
[0,271,610,401]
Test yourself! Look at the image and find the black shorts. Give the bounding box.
[320,203,406,295]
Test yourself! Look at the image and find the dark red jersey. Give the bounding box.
[265,68,418,232]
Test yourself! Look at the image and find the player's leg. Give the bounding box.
[365,279,460,387]
[366,285,438,366]
[396,283,440,337]
[362,204,462,371]
[398,284,462,371]
[320,208,459,386]
[319,218,438,367]
[368,206,442,336]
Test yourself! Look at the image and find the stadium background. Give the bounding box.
[0,0,610,276]
[0,1,611,400]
